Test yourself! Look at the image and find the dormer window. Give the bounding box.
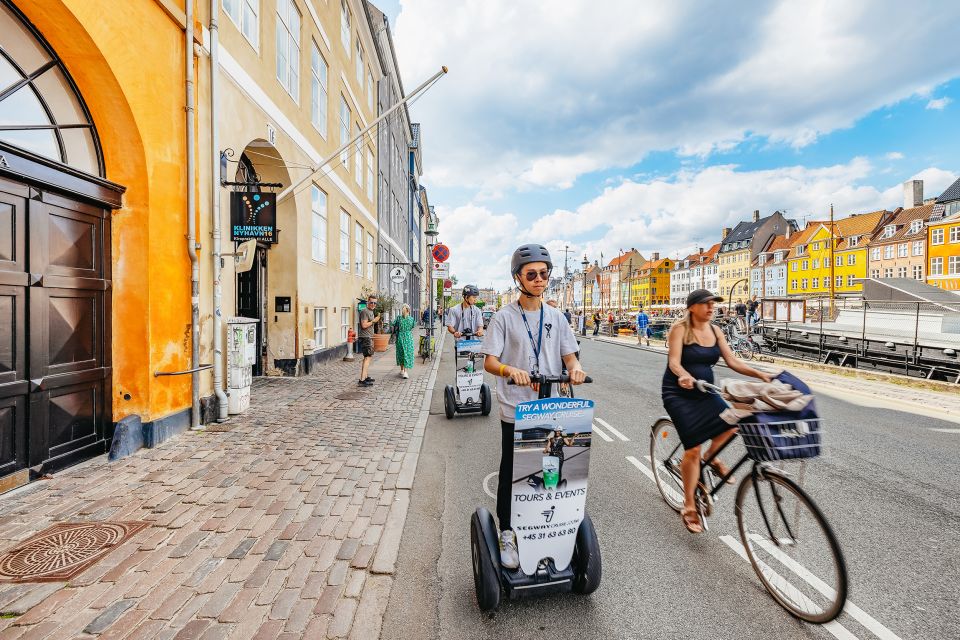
[797,245,806,255]
[909,220,922,234]
[881,224,896,239]
[848,236,859,247]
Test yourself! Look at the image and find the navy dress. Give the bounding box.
[661,330,733,449]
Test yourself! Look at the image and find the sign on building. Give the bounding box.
[230,191,277,243]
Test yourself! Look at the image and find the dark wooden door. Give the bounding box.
[236,246,266,375]
[0,176,111,478]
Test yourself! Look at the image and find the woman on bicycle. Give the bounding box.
[662,289,772,534]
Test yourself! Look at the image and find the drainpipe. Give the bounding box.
[185,0,200,428]
[210,0,228,421]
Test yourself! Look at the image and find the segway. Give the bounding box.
[470,374,600,611]
[444,329,492,419]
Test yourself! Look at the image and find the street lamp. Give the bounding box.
[727,277,749,318]
[424,219,439,347]
[581,254,589,336]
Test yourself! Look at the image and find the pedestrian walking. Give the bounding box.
[358,294,379,386]
[747,294,759,329]
[735,298,748,332]
[592,310,601,335]
[636,307,651,346]
[421,307,430,326]
[393,304,416,379]
[563,308,572,325]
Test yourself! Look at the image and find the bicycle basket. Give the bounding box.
[739,418,823,462]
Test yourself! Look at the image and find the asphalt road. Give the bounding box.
[382,337,960,640]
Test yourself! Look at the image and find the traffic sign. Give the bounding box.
[432,243,450,263]
[444,279,453,289]
[389,267,406,284]
[432,262,449,278]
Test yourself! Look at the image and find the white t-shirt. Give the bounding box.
[446,303,483,334]
[480,302,580,422]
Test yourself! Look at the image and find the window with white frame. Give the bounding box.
[847,254,855,265]
[339,209,350,271]
[897,266,907,278]
[910,264,921,279]
[848,235,859,247]
[835,255,842,267]
[932,228,944,245]
[802,260,809,270]
[366,232,374,280]
[912,240,923,256]
[883,268,893,278]
[339,96,350,166]
[883,245,894,259]
[909,220,922,234]
[930,257,943,275]
[791,262,797,272]
[367,70,374,111]
[801,278,808,289]
[356,41,364,86]
[223,0,259,49]
[791,279,798,290]
[311,185,327,262]
[813,242,820,251]
[774,251,783,262]
[950,256,960,275]
[366,149,374,200]
[898,243,908,258]
[341,307,350,341]
[310,43,327,136]
[881,224,896,239]
[812,258,819,269]
[354,221,363,275]
[847,274,855,287]
[340,0,351,51]
[812,277,819,289]
[951,226,960,243]
[835,275,842,288]
[871,269,879,278]
[871,247,881,260]
[354,124,363,185]
[275,0,300,101]
[313,307,326,348]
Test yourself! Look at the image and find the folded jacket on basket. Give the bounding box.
[717,378,815,424]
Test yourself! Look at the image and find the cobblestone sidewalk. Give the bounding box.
[0,335,442,639]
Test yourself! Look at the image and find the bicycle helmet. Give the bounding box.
[462,284,479,298]
[510,244,553,276]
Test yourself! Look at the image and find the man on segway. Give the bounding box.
[480,244,586,569]
[447,285,485,339]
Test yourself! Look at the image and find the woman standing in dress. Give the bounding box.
[662,289,772,533]
[393,304,416,379]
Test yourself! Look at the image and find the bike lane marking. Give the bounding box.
[595,417,630,441]
[482,472,497,500]
[591,423,614,442]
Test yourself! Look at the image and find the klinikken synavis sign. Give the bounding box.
[230,191,277,243]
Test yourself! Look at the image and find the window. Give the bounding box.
[354,221,363,275]
[366,149,374,200]
[897,267,907,278]
[951,226,960,243]
[883,268,893,278]
[356,41,364,86]
[797,245,806,255]
[223,0,259,49]
[758,254,766,265]
[354,124,363,184]
[912,240,923,256]
[848,235,859,247]
[812,277,819,289]
[932,228,944,245]
[812,259,819,269]
[882,225,896,238]
[835,275,842,288]
[870,269,879,278]
[801,279,808,289]
[835,256,842,267]
[871,247,881,261]
[366,232,374,280]
[909,220,922,234]
[341,307,350,341]
[275,0,301,101]
[774,251,783,262]
[813,242,820,251]
[847,275,855,287]
[913,265,923,280]
[950,256,960,275]
[339,96,351,166]
[931,257,943,275]
[367,71,374,111]
[310,43,328,136]
[847,254,855,265]
[898,243,908,258]
[311,185,327,262]
[883,245,894,259]
[313,307,326,348]
[340,0,351,51]
[802,260,809,270]
[791,262,798,272]
[339,210,350,271]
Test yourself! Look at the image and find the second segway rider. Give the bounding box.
[480,244,586,569]
[447,285,485,338]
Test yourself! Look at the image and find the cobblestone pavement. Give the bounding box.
[0,333,442,640]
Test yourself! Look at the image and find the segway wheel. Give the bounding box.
[480,384,492,416]
[470,509,501,611]
[444,385,456,420]
[571,514,602,595]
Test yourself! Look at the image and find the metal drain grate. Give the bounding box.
[0,521,149,582]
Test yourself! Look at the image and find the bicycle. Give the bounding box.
[418,330,435,363]
[718,319,760,360]
[648,376,847,624]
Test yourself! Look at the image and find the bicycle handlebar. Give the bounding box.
[695,379,723,394]
[507,374,593,385]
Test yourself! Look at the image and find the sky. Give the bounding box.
[376,0,960,291]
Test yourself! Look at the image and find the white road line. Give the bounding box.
[595,417,630,441]
[482,472,497,500]
[641,455,684,504]
[626,455,657,485]
[591,423,614,442]
[749,535,903,640]
[719,536,858,640]
[929,428,960,434]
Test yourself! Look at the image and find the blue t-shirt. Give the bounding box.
[636,313,650,330]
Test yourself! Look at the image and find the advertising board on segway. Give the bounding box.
[444,331,492,419]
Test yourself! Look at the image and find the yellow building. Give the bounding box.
[717,210,793,302]
[927,176,960,292]
[632,254,673,308]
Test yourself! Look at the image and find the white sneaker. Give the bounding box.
[498,530,519,569]
[401,371,409,379]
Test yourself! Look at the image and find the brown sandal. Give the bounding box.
[703,459,735,484]
[681,506,703,534]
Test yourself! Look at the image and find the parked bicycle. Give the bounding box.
[648,374,847,624]
[715,318,760,360]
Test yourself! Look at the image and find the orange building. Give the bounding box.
[927,176,960,292]
[632,253,674,308]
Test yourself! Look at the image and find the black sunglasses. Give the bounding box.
[521,269,551,282]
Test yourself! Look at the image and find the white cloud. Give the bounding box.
[885,151,904,160]
[926,97,952,110]
[395,0,960,193]
[432,203,520,290]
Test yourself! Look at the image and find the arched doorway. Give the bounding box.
[0,1,122,484]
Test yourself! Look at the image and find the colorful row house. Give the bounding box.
[751,233,792,298]
[717,210,793,303]
[927,176,960,292]
[631,253,673,308]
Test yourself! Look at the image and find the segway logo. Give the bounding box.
[542,506,555,523]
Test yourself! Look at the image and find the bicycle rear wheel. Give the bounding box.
[735,468,847,623]
[649,418,685,512]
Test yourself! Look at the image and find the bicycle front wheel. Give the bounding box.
[649,418,685,512]
[735,468,847,623]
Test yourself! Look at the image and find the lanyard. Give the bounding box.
[460,303,476,330]
[518,302,544,373]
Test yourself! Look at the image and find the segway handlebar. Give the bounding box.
[507,374,592,385]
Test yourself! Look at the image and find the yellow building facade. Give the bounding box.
[927,211,960,292]
[632,256,673,307]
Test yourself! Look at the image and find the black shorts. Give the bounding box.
[359,337,374,357]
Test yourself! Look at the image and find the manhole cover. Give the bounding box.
[0,521,149,582]
[335,392,365,400]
